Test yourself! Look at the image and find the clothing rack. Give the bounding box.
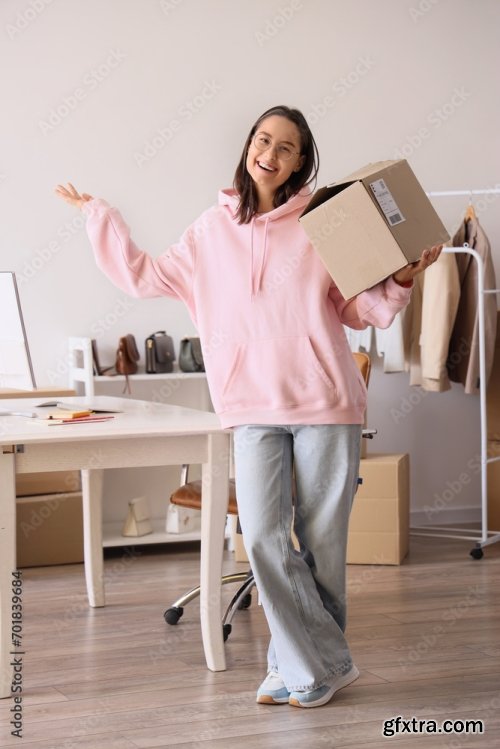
[411,188,500,558]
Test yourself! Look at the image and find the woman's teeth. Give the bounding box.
[258,161,276,172]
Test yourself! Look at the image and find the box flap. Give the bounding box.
[329,160,400,187]
[299,183,353,218]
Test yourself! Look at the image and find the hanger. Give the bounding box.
[465,192,476,222]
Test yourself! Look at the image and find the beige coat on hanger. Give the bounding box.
[448,216,498,394]
[403,252,460,392]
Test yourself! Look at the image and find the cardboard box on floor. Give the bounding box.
[348,453,409,565]
[16,470,81,497]
[233,453,410,565]
[487,312,500,442]
[299,159,450,299]
[487,440,500,532]
[16,492,84,568]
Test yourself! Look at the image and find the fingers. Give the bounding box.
[54,183,93,208]
[420,244,443,269]
[67,182,82,201]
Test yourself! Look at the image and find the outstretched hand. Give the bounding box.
[392,244,444,285]
[54,183,93,210]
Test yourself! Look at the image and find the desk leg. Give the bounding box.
[0,452,16,698]
[81,469,105,607]
[200,432,229,672]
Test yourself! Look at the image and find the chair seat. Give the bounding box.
[170,479,238,515]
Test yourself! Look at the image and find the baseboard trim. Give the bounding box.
[411,506,481,527]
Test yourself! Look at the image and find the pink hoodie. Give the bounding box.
[83,189,412,429]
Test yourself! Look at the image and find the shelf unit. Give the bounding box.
[103,519,230,548]
[68,337,220,549]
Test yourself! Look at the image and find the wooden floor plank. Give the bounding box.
[0,535,498,748]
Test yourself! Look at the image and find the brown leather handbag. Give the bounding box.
[115,334,140,392]
[116,335,140,375]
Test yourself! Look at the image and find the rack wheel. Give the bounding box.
[223,624,232,642]
[164,606,184,625]
[237,593,252,610]
[470,547,484,560]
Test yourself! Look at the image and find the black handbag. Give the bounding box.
[145,331,175,373]
[178,337,205,372]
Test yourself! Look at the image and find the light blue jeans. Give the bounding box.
[233,424,361,692]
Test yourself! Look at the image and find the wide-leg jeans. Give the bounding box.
[233,423,362,692]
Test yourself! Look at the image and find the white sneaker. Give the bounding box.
[256,671,290,704]
[289,665,360,708]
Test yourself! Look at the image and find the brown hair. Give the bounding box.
[233,105,319,224]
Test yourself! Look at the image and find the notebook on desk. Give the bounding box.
[35,401,123,413]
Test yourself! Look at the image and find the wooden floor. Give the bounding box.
[1,534,499,749]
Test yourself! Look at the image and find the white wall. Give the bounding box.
[1,0,498,522]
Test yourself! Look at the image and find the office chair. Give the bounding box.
[164,351,373,641]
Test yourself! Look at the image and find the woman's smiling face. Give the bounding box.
[246,115,304,194]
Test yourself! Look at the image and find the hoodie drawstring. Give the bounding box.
[250,217,269,297]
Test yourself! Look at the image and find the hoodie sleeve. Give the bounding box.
[82,198,195,304]
[329,275,413,330]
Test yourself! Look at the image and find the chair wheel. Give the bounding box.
[470,547,484,560]
[164,606,184,625]
[223,624,232,642]
[238,593,252,610]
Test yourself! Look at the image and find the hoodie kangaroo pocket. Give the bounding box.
[215,336,338,412]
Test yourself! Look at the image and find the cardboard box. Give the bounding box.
[16,471,81,497]
[299,159,450,299]
[356,453,409,499]
[487,441,500,532]
[233,453,409,566]
[487,312,500,442]
[347,453,410,565]
[346,531,407,566]
[16,492,83,568]
[0,387,76,399]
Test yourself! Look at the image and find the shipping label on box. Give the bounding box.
[299,159,450,299]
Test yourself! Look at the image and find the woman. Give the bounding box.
[56,105,441,708]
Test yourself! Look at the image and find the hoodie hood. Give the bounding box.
[218,188,312,296]
[218,187,312,221]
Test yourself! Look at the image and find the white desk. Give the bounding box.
[0,396,230,698]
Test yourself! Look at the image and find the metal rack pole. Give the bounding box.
[410,188,500,558]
